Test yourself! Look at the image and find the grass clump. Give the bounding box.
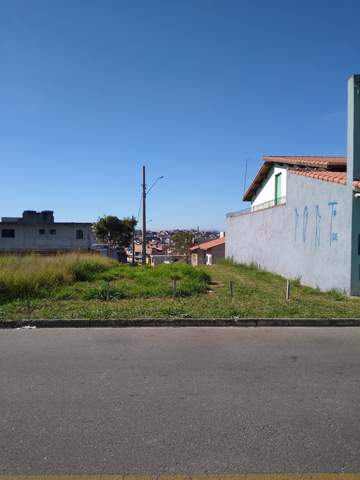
[83,281,127,301]
[69,257,112,281]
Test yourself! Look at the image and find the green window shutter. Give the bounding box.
[275,173,282,204]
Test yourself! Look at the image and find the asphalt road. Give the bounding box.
[1,327,360,475]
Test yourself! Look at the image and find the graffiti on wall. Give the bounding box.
[315,205,321,247]
[302,206,309,243]
[328,201,338,246]
[294,208,300,243]
[294,201,338,247]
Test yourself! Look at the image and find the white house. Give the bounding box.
[226,75,360,295]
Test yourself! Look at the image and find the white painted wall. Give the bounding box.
[251,166,287,207]
[226,172,353,294]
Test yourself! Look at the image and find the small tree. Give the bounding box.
[94,215,136,248]
[172,231,194,256]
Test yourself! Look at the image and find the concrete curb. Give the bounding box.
[1,318,360,328]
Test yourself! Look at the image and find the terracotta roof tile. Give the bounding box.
[263,156,346,168]
[288,169,347,185]
[190,237,225,252]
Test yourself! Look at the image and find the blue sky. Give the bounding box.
[1,0,360,230]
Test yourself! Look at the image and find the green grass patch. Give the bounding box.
[0,254,210,304]
[1,258,360,320]
[81,263,210,300]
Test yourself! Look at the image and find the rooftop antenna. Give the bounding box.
[243,157,249,196]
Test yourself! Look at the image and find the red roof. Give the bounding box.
[243,156,347,201]
[263,156,346,168]
[190,237,225,252]
[288,169,347,185]
[289,170,360,190]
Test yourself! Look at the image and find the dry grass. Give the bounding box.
[0,253,115,301]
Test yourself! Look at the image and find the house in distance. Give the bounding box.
[226,75,360,295]
[190,234,225,266]
[0,210,94,253]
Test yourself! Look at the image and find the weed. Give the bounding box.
[2,261,359,320]
[83,282,127,301]
[327,289,346,301]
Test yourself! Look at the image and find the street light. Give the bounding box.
[147,176,164,196]
[142,167,164,265]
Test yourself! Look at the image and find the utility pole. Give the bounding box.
[132,223,136,265]
[140,166,163,265]
[142,165,147,265]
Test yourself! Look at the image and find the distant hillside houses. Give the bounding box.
[226,75,360,295]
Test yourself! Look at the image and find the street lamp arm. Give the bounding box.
[141,167,164,265]
[146,176,164,196]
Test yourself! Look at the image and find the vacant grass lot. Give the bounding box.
[0,254,359,320]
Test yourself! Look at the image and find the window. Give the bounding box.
[39,229,45,235]
[76,229,84,240]
[2,229,15,238]
[50,229,56,235]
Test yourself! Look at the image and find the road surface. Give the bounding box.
[1,327,360,475]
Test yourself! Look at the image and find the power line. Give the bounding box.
[136,194,142,223]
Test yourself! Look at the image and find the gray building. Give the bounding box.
[226,75,360,295]
[0,210,95,253]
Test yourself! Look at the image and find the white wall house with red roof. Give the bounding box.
[190,235,225,266]
[251,165,287,210]
[226,75,360,295]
